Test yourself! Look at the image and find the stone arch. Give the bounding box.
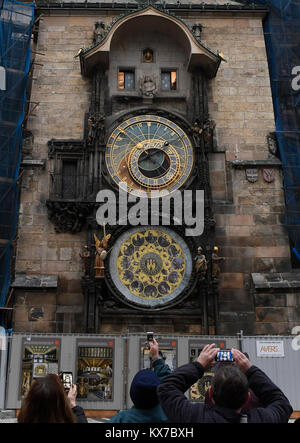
[80,6,222,78]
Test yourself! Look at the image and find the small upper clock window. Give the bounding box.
[118,69,135,90]
[142,48,154,63]
[161,70,177,91]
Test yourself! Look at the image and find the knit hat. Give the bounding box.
[130,369,161,409]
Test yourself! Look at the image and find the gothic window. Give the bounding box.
[161,70,177,91]
[62,160,77,199]
[118,69,135,90]
[48,141,84,201]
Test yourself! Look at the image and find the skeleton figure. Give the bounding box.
[212,246,225,279]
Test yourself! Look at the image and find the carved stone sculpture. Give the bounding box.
[203,119,215,152]
[212,246,225,280]
[80,245,92,276]
[191,120,203,146]
[94,233,111,278]
[194,246,208,280]
[139,75,157,98]
[94,21,106,44]
[192,23,203,39]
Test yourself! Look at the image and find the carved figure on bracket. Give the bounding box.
[93,21,106,44]
[139,75,157,98]
[80,245,92,276]
[94,232,111,278]
[191,120,203,146]
[211,246,225,280]
[267,132,278,157]
[192,23,203,40]
[87,113,105,145]
[203,119,216,152]
[194,246,208,280]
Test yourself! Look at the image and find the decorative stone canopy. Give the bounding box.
[79,5,223,78]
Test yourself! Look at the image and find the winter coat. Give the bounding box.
[157,361,293,423]
[109,358,172,423]
[72,406,88,423]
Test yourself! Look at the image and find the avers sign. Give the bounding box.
[256,340,284,357]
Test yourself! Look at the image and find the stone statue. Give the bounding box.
[94,21,106,44]
[87,115,97,144]
[139,75,157,98]
[203,119,215,152]
[212,246,225,279]
[192,23,203,39]
[80,245,91,276]
[194,246,208,280]
[192,120,203,146]
[94,232,111,278]
[87,113,105,145]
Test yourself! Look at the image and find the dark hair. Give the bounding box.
[18,374,76,423]
[211,366,249,410]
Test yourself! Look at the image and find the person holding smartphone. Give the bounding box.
[157,344,293,423]
[109,337,172,423]
[18,374,88,423]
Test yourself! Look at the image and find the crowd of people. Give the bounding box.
[17,339,295,423]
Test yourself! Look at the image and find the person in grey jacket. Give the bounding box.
[157,344,293,423]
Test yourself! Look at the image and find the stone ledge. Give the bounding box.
[251,272,300,290]
[21,159,46,168]
[12,274,58,289]
[56,306,83,313]
[230,158,282,168]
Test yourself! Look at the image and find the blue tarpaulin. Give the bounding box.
[0,0,34,316]
[242,0,300,258]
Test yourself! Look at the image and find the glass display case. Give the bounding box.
[140,338,177,371]
[76,339,114,401]
[20,338,61,398]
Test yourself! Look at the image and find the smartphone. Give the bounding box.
[61,372,73,390]
[147,332,154,342]
[215,350,234,362]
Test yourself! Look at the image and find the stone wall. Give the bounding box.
[12,9,296,335]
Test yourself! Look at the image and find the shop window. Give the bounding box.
[20,339,61,398]
[76,345,113,401]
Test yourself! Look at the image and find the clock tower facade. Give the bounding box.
[12,1,293,336]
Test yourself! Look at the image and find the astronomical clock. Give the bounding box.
[58,103,219,334]
[108,226,193,310]
[101,112,202,313]
[105,114,194,197]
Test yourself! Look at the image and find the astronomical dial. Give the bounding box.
[105,115,194,197]
[108,227,193,308]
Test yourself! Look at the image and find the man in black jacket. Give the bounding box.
[157,344,293,423]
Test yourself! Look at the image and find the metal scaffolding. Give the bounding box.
[0,0,34,319]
